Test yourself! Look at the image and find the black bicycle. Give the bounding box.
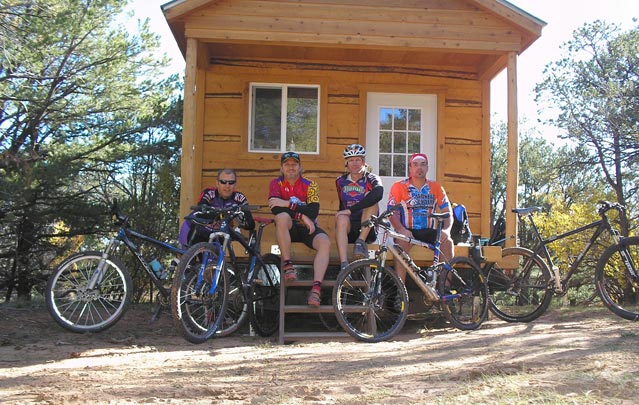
[333,204,488,343]
[170,204,280,344]
[485,201,639,322]
[45,200,184,333]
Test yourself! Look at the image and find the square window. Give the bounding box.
[250,84,320,154]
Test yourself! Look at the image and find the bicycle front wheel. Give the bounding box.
[46,251,132,333]
[170,242,229,344]
[333,259,408,343]
[486,247,553,323]
[215,262,248,337]
[595,237,639,321]
[249,253,281,337]
[439,256,488,330]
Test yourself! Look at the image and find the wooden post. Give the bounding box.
[505,52,519,247]
[180,38,203,224]
[481,79,492,238]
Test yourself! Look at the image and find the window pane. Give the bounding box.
[379,154,391,176]
[380,131,392,153]
[408,133,421,154]
[252,88,282,150]
[393,155,406,177]
[394,108,407,130]
[408,109,421,131]
[286,87,318,152]
[380,108,393,130]
[393,132,406,153]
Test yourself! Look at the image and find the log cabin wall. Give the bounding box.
[200,61,483,250]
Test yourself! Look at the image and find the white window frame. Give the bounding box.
[248,83,320,154]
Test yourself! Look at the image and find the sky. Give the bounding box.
[128,0,639,140]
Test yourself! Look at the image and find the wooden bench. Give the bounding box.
[272,242,502,344]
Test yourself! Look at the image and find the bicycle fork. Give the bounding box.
[87,236,121,290]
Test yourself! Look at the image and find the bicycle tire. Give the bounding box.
[486,247,553,323]
[438,256,489,330]
[170,242,229,344]
[595,236,639,321]
[45,251,132,333]
[215,263,248,337]
[333,259,408,343]
[248,253,281,337]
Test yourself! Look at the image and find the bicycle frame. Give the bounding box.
[88,222,184,294]
[521,205,624,293]
[368,211,450,302]
[192,210,277,299]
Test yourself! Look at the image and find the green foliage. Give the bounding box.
[0,0,183,301]
[535,20,639,235]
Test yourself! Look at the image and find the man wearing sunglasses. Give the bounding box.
[268,151,331,307]
[178,168,255,247]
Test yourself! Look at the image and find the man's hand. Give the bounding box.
[299,214,316,234]
[268,197,289,209]
[397,227,414,239]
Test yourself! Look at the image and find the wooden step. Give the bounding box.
[283,304,335,313]
[280,331,349,342]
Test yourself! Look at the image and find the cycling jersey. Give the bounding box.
[335,171,383,222]
[387,178,450,230]
[268,176,320,222]
[178,188,253,247]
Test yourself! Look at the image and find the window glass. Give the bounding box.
[378,107,423,177]
[250,84,319,154]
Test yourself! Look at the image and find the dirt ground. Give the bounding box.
[1,303,639,404]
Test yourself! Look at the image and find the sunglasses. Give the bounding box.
[218,179,236,185]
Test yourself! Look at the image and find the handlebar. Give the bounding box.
[185,204,260,224]
[597,200,625,215]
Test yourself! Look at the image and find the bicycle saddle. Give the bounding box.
[512,207,542,215]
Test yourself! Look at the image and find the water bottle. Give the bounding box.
[149,257,165,279]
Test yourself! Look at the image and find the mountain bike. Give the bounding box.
[485,201,639,322]
[45,200,184,333]
[170,204,280,344]
[332,204,489,343]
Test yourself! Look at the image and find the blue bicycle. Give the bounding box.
[170,204,280,344]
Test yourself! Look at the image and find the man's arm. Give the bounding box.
[347,185,383,213]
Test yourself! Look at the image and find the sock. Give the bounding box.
[312,281,322,292]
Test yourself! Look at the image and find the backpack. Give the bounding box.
[451,203,472,244]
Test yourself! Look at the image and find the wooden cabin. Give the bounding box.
[162,0,546,259]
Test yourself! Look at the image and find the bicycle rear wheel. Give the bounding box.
[249,253,281,337]
[45,251,132,333]
[595,237,639,321]
[486,247,553,323]
[439,256,488,330]
[333,259,408,343]
[170,242,229,344]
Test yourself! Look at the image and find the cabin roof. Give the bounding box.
[161,0,546,80]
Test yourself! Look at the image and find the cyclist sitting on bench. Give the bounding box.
[387,153,454,281]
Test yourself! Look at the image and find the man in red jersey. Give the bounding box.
[268,152,331,307]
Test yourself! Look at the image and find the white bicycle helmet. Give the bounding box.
[343,144,366,159]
